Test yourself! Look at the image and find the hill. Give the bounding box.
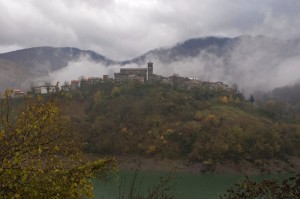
[0,58,35,92]
[0,47,117,92]
[52,80,300,172]
[122,35,299,65]
[0,46,116,76]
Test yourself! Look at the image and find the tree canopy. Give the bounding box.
[0,92,117,198]
[221,174,300,199]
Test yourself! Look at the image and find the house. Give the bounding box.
[88,77,102,85]
[32,85,57,94]
[12,89,25,98]
[185,79,203,89]
[71,80,79,90]
[80,78,90,88]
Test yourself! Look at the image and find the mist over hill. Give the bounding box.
[0,35,300,95]
[127,35,300,95]
[0,46,116,75]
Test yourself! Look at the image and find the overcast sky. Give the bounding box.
[0,0,300,60]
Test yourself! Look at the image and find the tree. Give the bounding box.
[93,90,103,105]
[55,81,60,93]
[45,81,52,94]
[29,83,36,95]
[0,92,117,198]
[111,87,121,97]
[62,81,71,92]
[221,174,300,199]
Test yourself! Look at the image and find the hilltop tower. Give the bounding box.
[147,62,153,75]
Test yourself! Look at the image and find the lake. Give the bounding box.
[93,170,289,199]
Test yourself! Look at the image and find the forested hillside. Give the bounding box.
[52,80,300,168]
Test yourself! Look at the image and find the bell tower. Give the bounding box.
[147,62,153,75]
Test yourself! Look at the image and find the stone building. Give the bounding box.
[88,77,102,85]
[114,62,154,84]
[71,80,79,90]
[185,79,203,89]
[80,78,90,88]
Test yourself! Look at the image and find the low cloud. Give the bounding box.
[47,56,139,84]
[146,37,300,96]
[43,35,300,96]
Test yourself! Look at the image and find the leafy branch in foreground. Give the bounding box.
[0,92,117,199]
[221,174,300,199]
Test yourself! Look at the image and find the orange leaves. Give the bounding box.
[204,114,220,127]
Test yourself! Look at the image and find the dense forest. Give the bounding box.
[44,80,300,169]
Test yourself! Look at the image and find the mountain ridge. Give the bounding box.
[0,46,116,74]
[1,35,300,92]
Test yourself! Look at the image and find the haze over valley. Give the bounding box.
[1,35,300,97]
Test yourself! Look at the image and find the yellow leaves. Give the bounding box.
[0,96,119,198]
[220,96,229,104]
[146,145,157,155]
[54,145,60,151]
[38,146,42,155]
[21,173,29,183]
[37,95,42,102]
[4,89,13,97]
[165,128,174,134]
[111,86,121,97]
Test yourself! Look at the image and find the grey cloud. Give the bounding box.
[0,0,300,59]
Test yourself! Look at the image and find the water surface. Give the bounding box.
[93,170,289,199]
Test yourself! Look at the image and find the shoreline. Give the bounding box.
[85,154,300,175]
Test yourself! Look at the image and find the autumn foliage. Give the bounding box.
[0,92,117,198]
[56,81,300,167]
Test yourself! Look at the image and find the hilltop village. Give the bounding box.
[9,62,231,97]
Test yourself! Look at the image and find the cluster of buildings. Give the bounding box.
[114,62,154,84]
[8,62,231,97]
[29,62,155,95]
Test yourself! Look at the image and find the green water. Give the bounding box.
[93,170,289,199]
